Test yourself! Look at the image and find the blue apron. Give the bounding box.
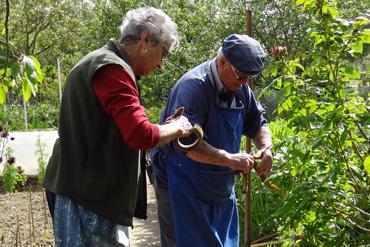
[167,96,244,247]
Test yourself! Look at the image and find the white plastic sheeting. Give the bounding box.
[1,130,58,176]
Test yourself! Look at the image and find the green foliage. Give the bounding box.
[26,102,59,129]
[0,102,59,131]
[2,162,26,192]
[365,155,370,175]
[35,135,47,186]
[0,55,43,104]
[140,0,246,107]
[0,127,28,192]
[145,105,165,123]
[252,0,313,60]
[0,0,93,66]
[36,64,63,103]
[1,148,27,192]
[237,119,296,244]
[258,0,370,245]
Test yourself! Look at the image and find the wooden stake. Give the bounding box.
[244,2,253,247]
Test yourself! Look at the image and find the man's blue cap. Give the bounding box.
[222,34,266,76]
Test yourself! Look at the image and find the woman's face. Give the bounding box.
[137,42,169,76]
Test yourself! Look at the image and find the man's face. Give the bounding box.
[218,58,247,91]
[219,57,258,91]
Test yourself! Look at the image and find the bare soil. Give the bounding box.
[0,182,160,246]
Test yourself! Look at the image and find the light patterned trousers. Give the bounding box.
[53,194,129,247]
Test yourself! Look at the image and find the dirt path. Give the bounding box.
[130,183,160,246]
[0,182,160,246]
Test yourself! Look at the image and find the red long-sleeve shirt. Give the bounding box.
[92,64,159,150]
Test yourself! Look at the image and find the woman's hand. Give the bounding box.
[156,114,193,147]
[169,115,194,137]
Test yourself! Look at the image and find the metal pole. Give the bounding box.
[244,2,253,247]
[23,95,28,130]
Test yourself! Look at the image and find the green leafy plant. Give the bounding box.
[0,55,43,105]
[1,148,27,192]
[0,126,27,192]
[0,102,59,131]
[258,0,370,245]
[35,135,48,186]
[236,119,297,245]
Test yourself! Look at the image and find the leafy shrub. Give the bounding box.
[35,135,48,186]
[0,126,27,192]
[258,1,370,245]
[1,148,27,192]
[145,105,165,123]
[0,102,59,131]
[236,119,294,244]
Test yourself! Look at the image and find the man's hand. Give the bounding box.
[252,127,274,180]
[228,152,255,173]
[253,148,273,179]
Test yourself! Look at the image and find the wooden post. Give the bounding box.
[246,3,252,37]
[244,2,253,247]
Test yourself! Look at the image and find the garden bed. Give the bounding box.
[0,178,160,246]
[0,188,54,246]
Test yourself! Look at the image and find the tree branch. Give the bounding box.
[34,44,53,56]
[29,21,51,54]
[5,0,10,67]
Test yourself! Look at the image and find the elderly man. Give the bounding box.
[151,34,273,247]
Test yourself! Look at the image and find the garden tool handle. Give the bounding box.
[172,106,185,118]
[169,107,204,153]
[173,124,204,152]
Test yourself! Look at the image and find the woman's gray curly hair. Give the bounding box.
[119,7,179,52]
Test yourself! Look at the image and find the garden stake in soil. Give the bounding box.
[243,145,286,247]
[244,3,253,246]
[242,5,285,245]
[244,144,273,247]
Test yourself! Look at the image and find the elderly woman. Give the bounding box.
[43,7,192,246]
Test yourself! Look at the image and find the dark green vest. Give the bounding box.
[43,40,146,226]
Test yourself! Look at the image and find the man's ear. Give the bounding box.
[220,55,227,64]
[216,55,230,82]
[218,56,228,70]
